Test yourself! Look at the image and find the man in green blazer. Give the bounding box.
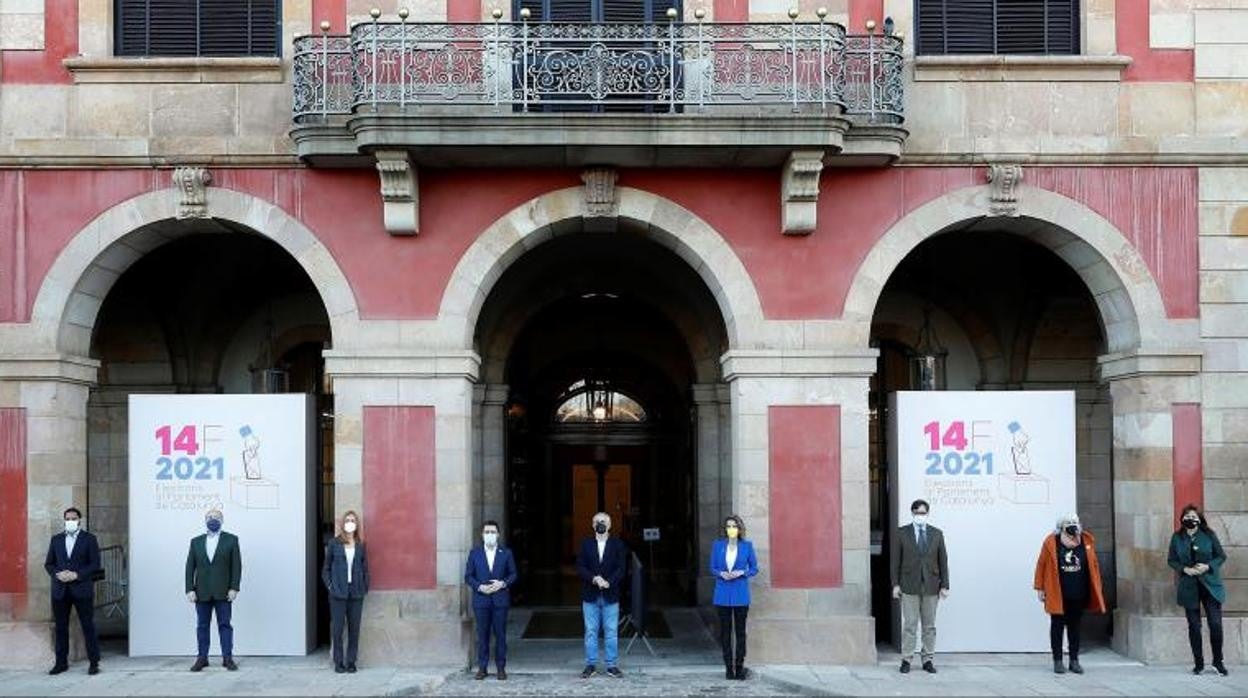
[185,508,242,672]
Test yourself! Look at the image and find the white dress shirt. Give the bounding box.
[597,538,606,562]
[206,531,220,563]
[485,546,496,573]
[65,531,78,559]
[725,543,738,571]
[345,544,355,584]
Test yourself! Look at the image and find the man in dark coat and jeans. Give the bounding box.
[185,508,242,672]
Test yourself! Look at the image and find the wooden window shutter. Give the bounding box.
[915,0,1078,56]
[115,0,279,56]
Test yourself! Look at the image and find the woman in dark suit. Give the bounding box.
[1169,503,1229,675]
[710,514,759,681]
[322,510,370,673]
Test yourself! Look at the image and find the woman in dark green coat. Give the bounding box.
[1167,504,1228,676]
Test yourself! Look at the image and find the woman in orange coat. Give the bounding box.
[1033,513,1106,675]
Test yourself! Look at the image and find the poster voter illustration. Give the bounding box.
[890,390,1076,652]
[128,394,315,656]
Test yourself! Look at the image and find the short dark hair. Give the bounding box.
[63,507,82,519]
[482,520,500,532]
[910,499,929,514]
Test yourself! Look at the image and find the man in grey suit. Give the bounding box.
[890,499,949,674]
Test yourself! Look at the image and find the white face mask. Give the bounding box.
[483,532,498,547]
[64,520,80,534]
[912,514,928,527]
[344,521,357,533]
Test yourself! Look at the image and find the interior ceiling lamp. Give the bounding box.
[909,306,947,391]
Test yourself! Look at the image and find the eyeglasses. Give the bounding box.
[725,525,739,529]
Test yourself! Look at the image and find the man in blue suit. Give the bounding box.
[43,507,101,676]
[575,512,628,679]
[464,520,517,680]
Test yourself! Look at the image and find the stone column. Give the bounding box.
[480,384,508,533]
[325,350,478,667]
[0,356,97,669]
[693,383,727,605]
[721,350,876,665]
[1100,351,1203,662]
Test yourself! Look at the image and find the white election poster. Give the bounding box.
[128,394,314,656]
[890,391,1076,652]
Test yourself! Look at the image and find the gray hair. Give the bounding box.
[592,512,611,526]
[205,508,223,521]
[1055,513,1080,533]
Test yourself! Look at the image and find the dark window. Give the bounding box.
[116,0,280,56]
[514,0,679,23]
[915,0,1079,55]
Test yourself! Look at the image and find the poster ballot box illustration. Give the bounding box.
[128,394,315,656]
[889,391,1076,652]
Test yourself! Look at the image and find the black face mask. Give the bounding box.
[1064,525,1079,536]
[594,523,608,535]
[1183,519,1199,530]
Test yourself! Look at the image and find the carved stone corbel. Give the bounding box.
[781,150,824,235]
[582,168,618,218]
[375,150,419,235]
[986,163,1024,217]
[172,167,212,219]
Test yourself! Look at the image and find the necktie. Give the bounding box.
[918,526,928,554]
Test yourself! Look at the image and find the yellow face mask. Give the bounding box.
[726,525,739,539]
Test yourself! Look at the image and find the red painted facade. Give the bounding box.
[1116,0,1195,83]
[1172,403,1204,524]
[847,0,883,32]
[0,0,75,84]
[0,166,1200,324]
[362,406,437,590]
[0,409,28,619]
[768,405,842,588]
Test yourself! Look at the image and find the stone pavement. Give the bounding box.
[5,646,1248,696]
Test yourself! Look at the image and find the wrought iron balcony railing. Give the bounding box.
[292,19,904,124]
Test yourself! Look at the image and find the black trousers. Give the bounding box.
[1049,603,1084,661]
[1186,584,1224,665]
[329,597,364,667]
[52,594,100,665]
[717,605,748,667]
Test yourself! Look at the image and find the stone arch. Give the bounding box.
[30,187,360,357]
[438,186,767,350]
[843,184,1174,355]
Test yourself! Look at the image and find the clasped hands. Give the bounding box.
[1184,563,1211,577]
[719,570,745,581]
[477,580,506,594]
[185,589,238,602]
[54,570,79,583]
[592,575,611,590]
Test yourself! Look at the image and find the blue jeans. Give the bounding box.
[195,600,233,659]
[582,597,619,668]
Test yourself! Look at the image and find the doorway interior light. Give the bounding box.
[909,306,947,391]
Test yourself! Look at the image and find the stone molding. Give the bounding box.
[62,56,285,84]
[781,150,825,235]
[986,163,1024,216]
[375,150,419,235]
[913,55,1132,83]
[721,349,879,381]
[581,168,618,217]
[0,355,100,385]
[1098,349,1203,381]
[323,350,482,380]
[171,166,211,219]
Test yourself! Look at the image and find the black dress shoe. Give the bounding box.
[48,664,68,676]
[1214,661,1229,676]
[606,667,624,678]
[88,662,100,675]
[735,666,750,680]
[347,664,357,674]
[223,657,238,671]
[726,666,734,680]
[923,661,937,674]
[474,669,487,680]
[1053,659,1066,674]
[580,665,596,679]
[1192,663,1204,674]
[497,668,507,680]
[1068,659,1083,675]
[335,664,346,674]
[899,660,911,674]
[190,657,209,672]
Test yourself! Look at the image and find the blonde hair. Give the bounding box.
[337,510,363,545]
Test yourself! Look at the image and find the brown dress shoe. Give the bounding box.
[474,669,487,680]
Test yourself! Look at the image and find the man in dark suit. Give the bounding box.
[464,520,518,680]
[185,508,242,672]
[890,498,949,674]
[43,507,101,676]
[575,512,627,679]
